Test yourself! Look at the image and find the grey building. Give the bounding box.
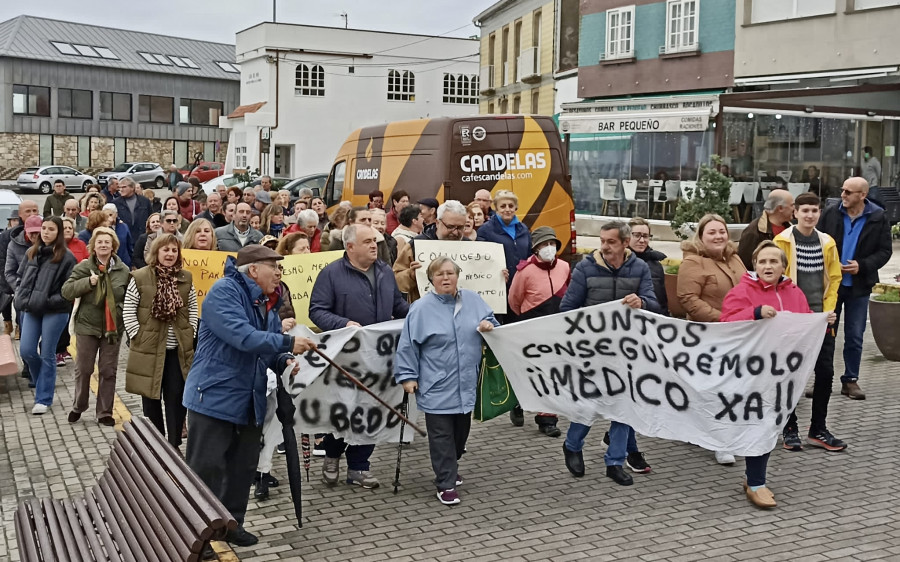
[0,15,240,179]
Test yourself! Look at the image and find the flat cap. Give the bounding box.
[417,197,439,209]
[176,181,192,196]
[235,244,284,267]
[255,190,272,205]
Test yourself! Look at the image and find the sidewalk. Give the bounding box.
[3,314,900,561]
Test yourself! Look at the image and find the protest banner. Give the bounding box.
[413,240,508,313]
[181,249,234,316]
[274,320,417,446]
[279,250,343,328]
[481,302,827,457]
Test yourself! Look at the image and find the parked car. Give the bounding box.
[201,173,248,194]
[181,161,226,183]
[98,162,165,188]
[16,166,98,194]
[284,174,328,200]
[250,176,292,190]
[0,189,22,229]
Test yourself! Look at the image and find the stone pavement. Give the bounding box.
[3,321,900,561]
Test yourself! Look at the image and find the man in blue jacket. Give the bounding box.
[184,245,315,548]
[560,220,659,487]
[309,224,409,489]
[112,177,151,252]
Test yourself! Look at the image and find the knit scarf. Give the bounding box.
[269,222,284,237]
[92,256,119,343]
[151,264,183,322]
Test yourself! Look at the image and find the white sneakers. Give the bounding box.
[715,451,735,465]
[31,404,48,415]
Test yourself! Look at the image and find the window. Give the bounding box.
[512,95,521,114]
[58,88,92,119]
[387,70,415,101]
[114,138,126,166]
[750,0,834,23]
[854,0,900,8]
[77,136,90,168]
[179,98,224,126]
[73,44,100,57]
[53,41,117,59]
[488,102,495,114]
[666,0,698,52]
[216,61,240,73]
[51,41,78,55]
[174,141,188,168]
[39,135,53,164]
[138,52,187,66]
[605,6,635,59]
[295,64,325,96]
[12,85,50,116]
[100,92,131,121]
[531,90,540,114]
[138,95,174,123]
[442,73,480,104]
[94,47,118,60]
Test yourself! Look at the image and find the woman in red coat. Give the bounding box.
[721,240,814,509]
[62,217,88,262]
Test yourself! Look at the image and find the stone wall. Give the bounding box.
[0,133,39,173]
[127,139,173,167]
[92,137,114,168]
[53,135,78,168]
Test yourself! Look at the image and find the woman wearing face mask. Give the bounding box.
[720,241,812,509]
[628,218,668,316]
[507,226,570,437]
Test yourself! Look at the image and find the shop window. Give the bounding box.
[295,64,325,96]
[58,88,92,119]
[750,0,834,24]
[442,74,479,104]
[77,136,90,168]
[12,85,50,116]
[100,92,131,121]
[138,95,174,124]
[179,98,223,126]
[387,70,415,102]
[665,0,699,53]
[604,6,635,60]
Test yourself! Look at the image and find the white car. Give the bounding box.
[97,162,166,188]
[16,166,97,194]
[201,174,248,195]
[0,189,22,230]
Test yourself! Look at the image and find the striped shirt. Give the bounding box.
[123,278,198,349]
[793,229,825,312]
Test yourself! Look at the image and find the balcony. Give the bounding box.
[516,47,541,83]
[479,65,495,95]
[598,50,635,65]
[659,42,700,59]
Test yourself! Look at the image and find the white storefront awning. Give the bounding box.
[559,108,711,134]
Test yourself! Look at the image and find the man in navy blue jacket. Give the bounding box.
[309,224,409,489]
[112,177,151,252]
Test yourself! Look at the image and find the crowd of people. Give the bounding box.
[2,173,892,550]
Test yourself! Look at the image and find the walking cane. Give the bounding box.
[393,393,409,494]
[311,348,425,437]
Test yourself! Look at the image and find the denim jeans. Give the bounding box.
[834,286,869,383]
[20,311,69,406]
[564,420,637,466]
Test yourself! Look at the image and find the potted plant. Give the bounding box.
[670,155,734,240]
[663,261,686,318]
[870,284,900,361]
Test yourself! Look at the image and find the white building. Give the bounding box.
[221,23,480,178]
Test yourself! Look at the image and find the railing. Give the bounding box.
[516,47,539,81]
[659,42,699,55]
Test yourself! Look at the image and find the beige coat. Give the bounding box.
[676,241,745,322]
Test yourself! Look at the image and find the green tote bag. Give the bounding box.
[473,343,519,422]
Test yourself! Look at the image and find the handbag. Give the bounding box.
[473,343,518,422]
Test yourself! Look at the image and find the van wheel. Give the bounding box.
[155,176,165,188]
[39,182,52,194]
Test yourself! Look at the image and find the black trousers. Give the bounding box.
[141,349,187,448]
[185,409,262,526]
[424,412,471,491]
[786,329,836,433]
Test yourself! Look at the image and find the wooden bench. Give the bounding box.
[15,416,237,561]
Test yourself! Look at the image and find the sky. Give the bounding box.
[0,0,492,44]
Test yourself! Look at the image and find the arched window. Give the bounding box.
[295,64,325,96]
[442,73,479,104]
[388,69,415,101]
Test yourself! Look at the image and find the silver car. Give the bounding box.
[16,165,98,194]
[97,162,165,188]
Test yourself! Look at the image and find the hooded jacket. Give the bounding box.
[676,241,745,322]
[773,226,841,312]
[817,199,892,298]
[0,224,24,294]
[632,247,668,316]
[394,289,498,414]
[737,211,791,270]
[15,246,77,314]
[720,272,812,322]
[507,255,570,319]
[560,250,659,313]
[182,256,294,426]
[5,227,32,291]
[476,213,532,286]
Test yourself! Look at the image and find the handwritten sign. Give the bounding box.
[482,302,827,457]
[181,249,234,316]
[413,240,508,313]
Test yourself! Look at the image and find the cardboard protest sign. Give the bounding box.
[482,302,827,457]
[181,249,234,316]
[413,240,508,313]
[278,320,418,445]
[279,250,343,328]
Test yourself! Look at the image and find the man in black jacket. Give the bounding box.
[817,177,892,400]
[113,177,151,252]
[0,200,39,339]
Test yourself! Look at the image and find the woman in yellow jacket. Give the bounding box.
[773,192,846,453]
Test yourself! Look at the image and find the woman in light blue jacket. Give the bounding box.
[394,256,498,506]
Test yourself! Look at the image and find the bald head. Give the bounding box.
[763,189,794,225]
[841,177,869,215]
[474,189,493,215]
[844,176,869,194]
[19,200,39,220]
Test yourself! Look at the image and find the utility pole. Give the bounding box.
[340,12,348,28]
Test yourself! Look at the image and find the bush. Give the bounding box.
[670,155,734,240]
[874,286,900,303]
[664,264,680,275]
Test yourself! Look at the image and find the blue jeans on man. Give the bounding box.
[20,311,69,406]
[564,420,636,466]
[834,285,869,383]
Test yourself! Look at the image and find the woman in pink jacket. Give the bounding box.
[507,226,570,437]
[721,240,811,509]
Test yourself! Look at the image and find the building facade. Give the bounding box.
[0,15,239,179]
[720,0,900,199]
[558,0,735,214]
[221,23,479,178]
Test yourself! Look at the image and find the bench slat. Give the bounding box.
[60,500,95,561]
[94,480,149,562]
[47,499,83,561]
[14,501,42,561]
[73,498,109,562]
[31,499,58,562]
[97,472,165,562]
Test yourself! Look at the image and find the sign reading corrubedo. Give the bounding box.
[413,240,508,313]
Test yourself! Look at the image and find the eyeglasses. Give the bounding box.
[439,219,465,232]
[632,233,652,240]
[164,218,179,224]
[256,261,283,272]
[841,189,863,195]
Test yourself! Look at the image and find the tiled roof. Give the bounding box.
[227,101,266,119]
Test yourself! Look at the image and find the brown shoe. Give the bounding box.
[3,321,11,336]
[745,484,776,508]
[14,325,20,340]
[841,382,866,400]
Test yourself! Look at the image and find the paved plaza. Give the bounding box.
[2,245,900,561]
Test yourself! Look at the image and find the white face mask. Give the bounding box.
[538,245,557,262]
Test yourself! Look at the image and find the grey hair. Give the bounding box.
[297,209,319,227]
[437,199,467,220]
[297,187,314,198]
[119,177,137,188]
[342,223,360,246]
[237,264,252,274]
[60,216,76,228]
[102,203,117,212]
[260,175,272,182]
[160,209,179,219]
[600,220,631,241]
[764,190,790,212]
[426,257,462,283]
